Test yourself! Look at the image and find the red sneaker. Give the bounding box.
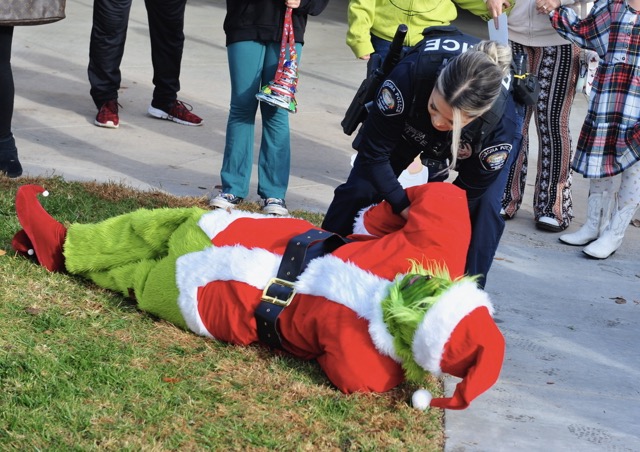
[95,100,120,129]
[148,100,203,126]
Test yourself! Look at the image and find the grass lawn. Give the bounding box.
[0,176,444,450]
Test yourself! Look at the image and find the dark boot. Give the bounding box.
[0,134,23,178]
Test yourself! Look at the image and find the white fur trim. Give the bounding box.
[411,281,493,375]
[198,209,270,240]
[175,243,400,361]
[176,245,281,338]
[295,255,400,362]
[352,205,376,236]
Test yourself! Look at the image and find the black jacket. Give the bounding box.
[224,0,329,46]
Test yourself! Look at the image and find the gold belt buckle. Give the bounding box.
[260,277,296,307]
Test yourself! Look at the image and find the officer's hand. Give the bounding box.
[485,0,511,28]
[360,54,371,60]
[400,207,410,220]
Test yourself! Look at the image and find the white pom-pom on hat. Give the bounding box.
[411,281,504,410]
[411,388,432,411]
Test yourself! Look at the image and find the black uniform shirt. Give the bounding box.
[354,27,517,214]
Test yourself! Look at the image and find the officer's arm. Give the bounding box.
[356,67,413,214]
[452,97,518,200]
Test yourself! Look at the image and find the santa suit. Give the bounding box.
[173,182,471,393]
[14,182,502,408]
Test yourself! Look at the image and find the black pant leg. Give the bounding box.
[145,0,186,109]
[465,103,525,288]
[88,0,133,108]
[0,26,14,138]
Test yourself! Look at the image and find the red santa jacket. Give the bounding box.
[175,183,471,393]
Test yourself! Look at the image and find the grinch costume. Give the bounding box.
[12,182,505,410]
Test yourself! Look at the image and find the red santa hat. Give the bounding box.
[411,281,505,410]
[12,184,67,272]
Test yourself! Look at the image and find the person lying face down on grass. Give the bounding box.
[11,182,505,411]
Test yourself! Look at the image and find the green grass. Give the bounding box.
[0,176,443,451]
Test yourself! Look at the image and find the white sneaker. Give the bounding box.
[210,193,243,209]
[262,198,289,216]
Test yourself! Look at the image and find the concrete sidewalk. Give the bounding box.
[10,0,640,450]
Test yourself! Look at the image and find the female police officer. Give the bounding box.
[322,26,522,288]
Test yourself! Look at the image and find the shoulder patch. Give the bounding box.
[479,144,511,171]
[376,80,404,116]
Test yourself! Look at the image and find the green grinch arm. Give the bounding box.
[453,0,515,21]
[64,207,211,328]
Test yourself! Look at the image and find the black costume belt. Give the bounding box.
[255,229,349,349]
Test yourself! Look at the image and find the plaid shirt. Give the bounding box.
[552,0,640,177]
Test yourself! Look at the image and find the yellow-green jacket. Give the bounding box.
[347,0,501,59]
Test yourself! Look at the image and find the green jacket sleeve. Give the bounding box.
[347,0,376,59]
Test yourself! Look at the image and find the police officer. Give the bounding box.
[322,26,522,288]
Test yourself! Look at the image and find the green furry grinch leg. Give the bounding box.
[63,207,211,328]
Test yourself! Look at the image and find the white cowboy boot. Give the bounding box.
[583,203,638,259]
[559,191,613,246]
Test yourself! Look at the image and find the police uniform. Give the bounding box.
[322,26,521,287]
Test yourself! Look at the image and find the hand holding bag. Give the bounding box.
[0,0,66,26]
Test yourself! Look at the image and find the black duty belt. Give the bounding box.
[255,228,349,349]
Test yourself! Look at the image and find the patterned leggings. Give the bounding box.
[502,42,580,228]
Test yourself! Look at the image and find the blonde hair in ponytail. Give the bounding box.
[435,41,512,168]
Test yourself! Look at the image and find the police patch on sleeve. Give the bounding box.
[376,80,404,116]
[479,144,511,171]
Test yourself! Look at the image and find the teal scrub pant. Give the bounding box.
[220,40,302,200]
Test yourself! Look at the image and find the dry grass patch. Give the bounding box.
[0,175,444,450]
